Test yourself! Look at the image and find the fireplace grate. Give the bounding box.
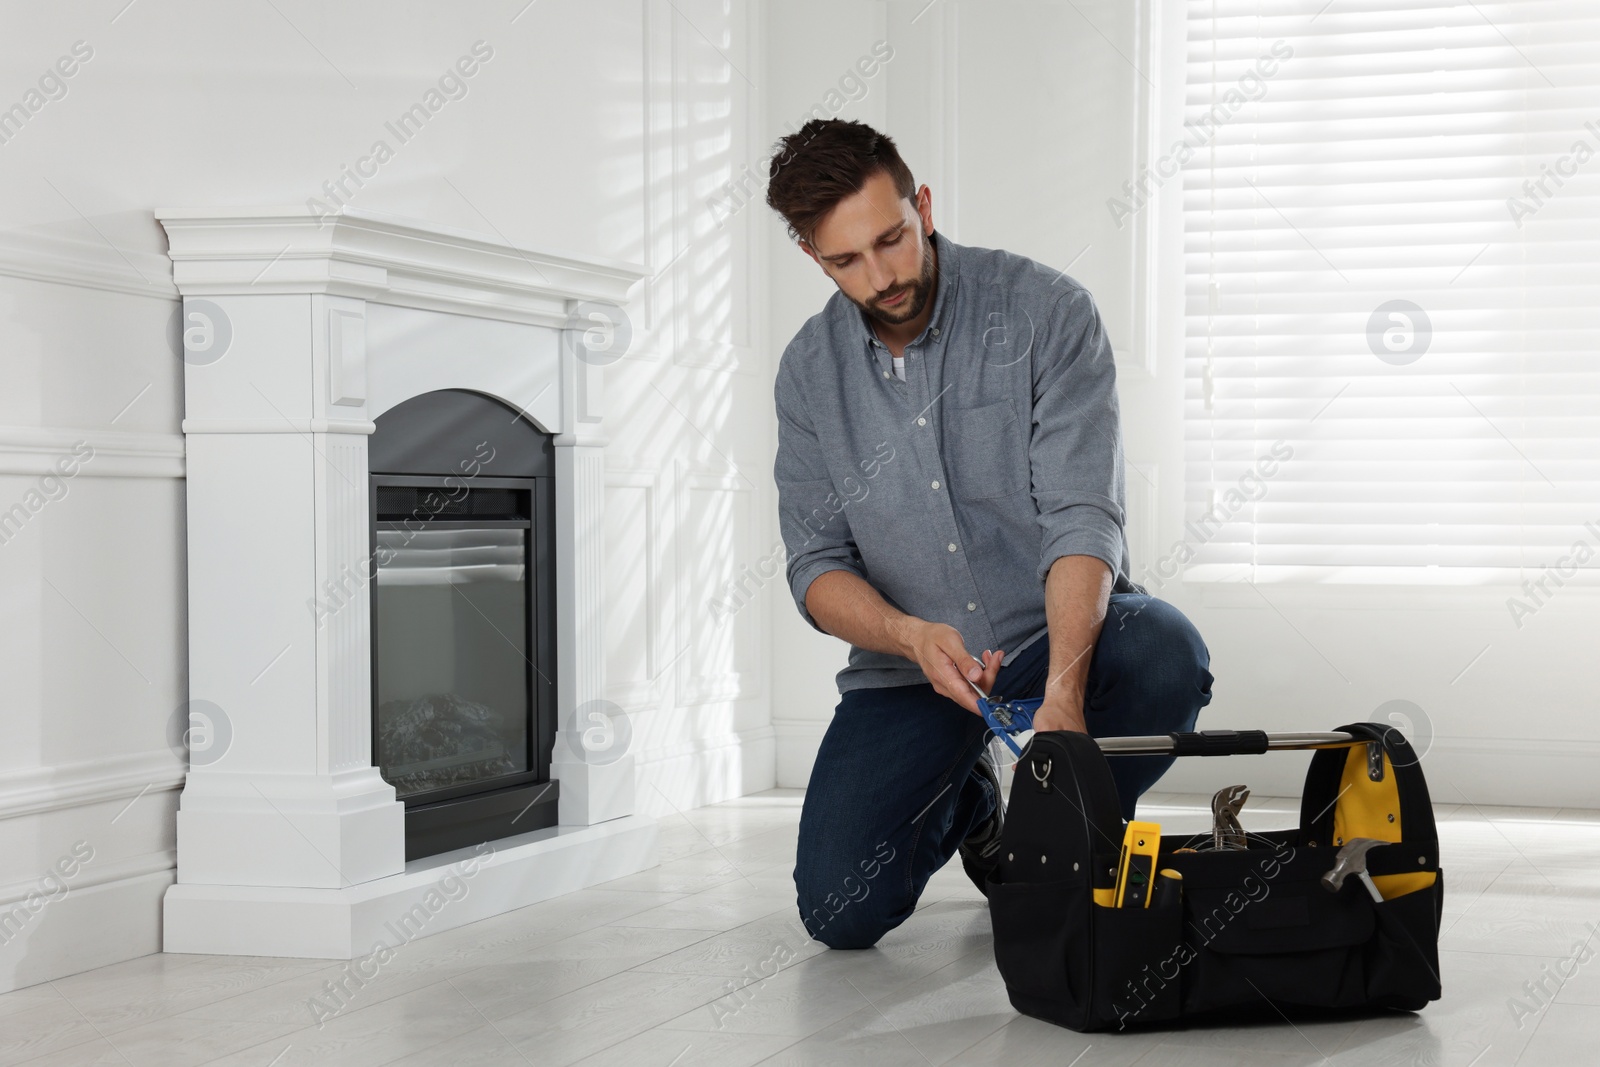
[375,485,527,521]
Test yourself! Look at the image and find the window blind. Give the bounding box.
[1181,0,1600,585]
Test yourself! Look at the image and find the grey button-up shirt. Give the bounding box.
[774,229,1137,694]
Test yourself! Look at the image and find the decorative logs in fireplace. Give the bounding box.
[368,388,560,860]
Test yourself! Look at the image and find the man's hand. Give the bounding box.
[1032,694,1088,735]
[900,619,1003,715]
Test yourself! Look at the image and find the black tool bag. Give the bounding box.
[985,722,1444,1032]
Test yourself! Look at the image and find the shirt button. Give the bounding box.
[930,480,940,489]
[917,417,926,426]
[947,542,957,553]
[882,370,891,378]
[967,601,976,611]
[932,327,941,337]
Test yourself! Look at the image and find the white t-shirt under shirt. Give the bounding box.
[892,355,906,381]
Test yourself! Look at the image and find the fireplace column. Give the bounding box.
[175,292,405,888]
[551,329,634,822]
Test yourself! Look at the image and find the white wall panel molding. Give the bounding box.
[0,426,185,479]
[0,228,174,301]
[605,466,669,711]
[0,751,183,822]
[676,468,759,708]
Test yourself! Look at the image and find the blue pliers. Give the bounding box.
[978,695,1042,757]
[967,661,1041,757]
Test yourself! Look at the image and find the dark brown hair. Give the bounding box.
[765,119,916,247]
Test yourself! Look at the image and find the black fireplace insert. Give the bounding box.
[369,389,559,860]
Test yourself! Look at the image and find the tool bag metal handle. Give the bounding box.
[1095,729,1356,757]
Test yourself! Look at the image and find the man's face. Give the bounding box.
[804,170,936,327]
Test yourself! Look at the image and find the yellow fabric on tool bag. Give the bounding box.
[1331,745,1437,899]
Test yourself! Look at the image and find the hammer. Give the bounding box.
[1321,837,1386,902]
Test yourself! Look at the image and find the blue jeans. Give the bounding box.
[793,594,1213,949]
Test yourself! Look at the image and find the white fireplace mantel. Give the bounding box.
[157,206,658,958]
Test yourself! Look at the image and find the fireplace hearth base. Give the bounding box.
[164,816,658,959]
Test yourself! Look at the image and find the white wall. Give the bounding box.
[766,0,1600,811]
[0,0,771,993]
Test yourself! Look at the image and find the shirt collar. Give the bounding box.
[853,228,959,354]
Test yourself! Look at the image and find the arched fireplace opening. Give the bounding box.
[368,388,559,860]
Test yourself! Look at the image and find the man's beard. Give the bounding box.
[855,237,937,326]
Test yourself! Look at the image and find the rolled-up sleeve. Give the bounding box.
[1029,287,1127,584]
[774,349,864,632]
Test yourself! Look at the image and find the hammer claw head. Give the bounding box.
[1322,836,1388,893]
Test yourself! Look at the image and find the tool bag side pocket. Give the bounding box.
[1300,721,1445,1013]
[987,731,1126,1031]
[1364,870,1445,1009]
[1086,887,1185,1029]
[1176,850,1375,1015]
[986,870,1094,1029]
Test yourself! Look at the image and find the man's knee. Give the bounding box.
[793,846,906,949]
[1102,597,1212,710]
[794,875,889,948]
[796,895,889,949]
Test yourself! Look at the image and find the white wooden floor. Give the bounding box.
[4,788,1597,1066]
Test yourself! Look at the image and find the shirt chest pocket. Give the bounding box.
[944,399,1031,500]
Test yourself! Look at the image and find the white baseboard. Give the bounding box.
[0,863,172,994]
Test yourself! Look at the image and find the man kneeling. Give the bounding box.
[765,119,1214,949]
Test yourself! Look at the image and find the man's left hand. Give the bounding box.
[1032,696,1087,735]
